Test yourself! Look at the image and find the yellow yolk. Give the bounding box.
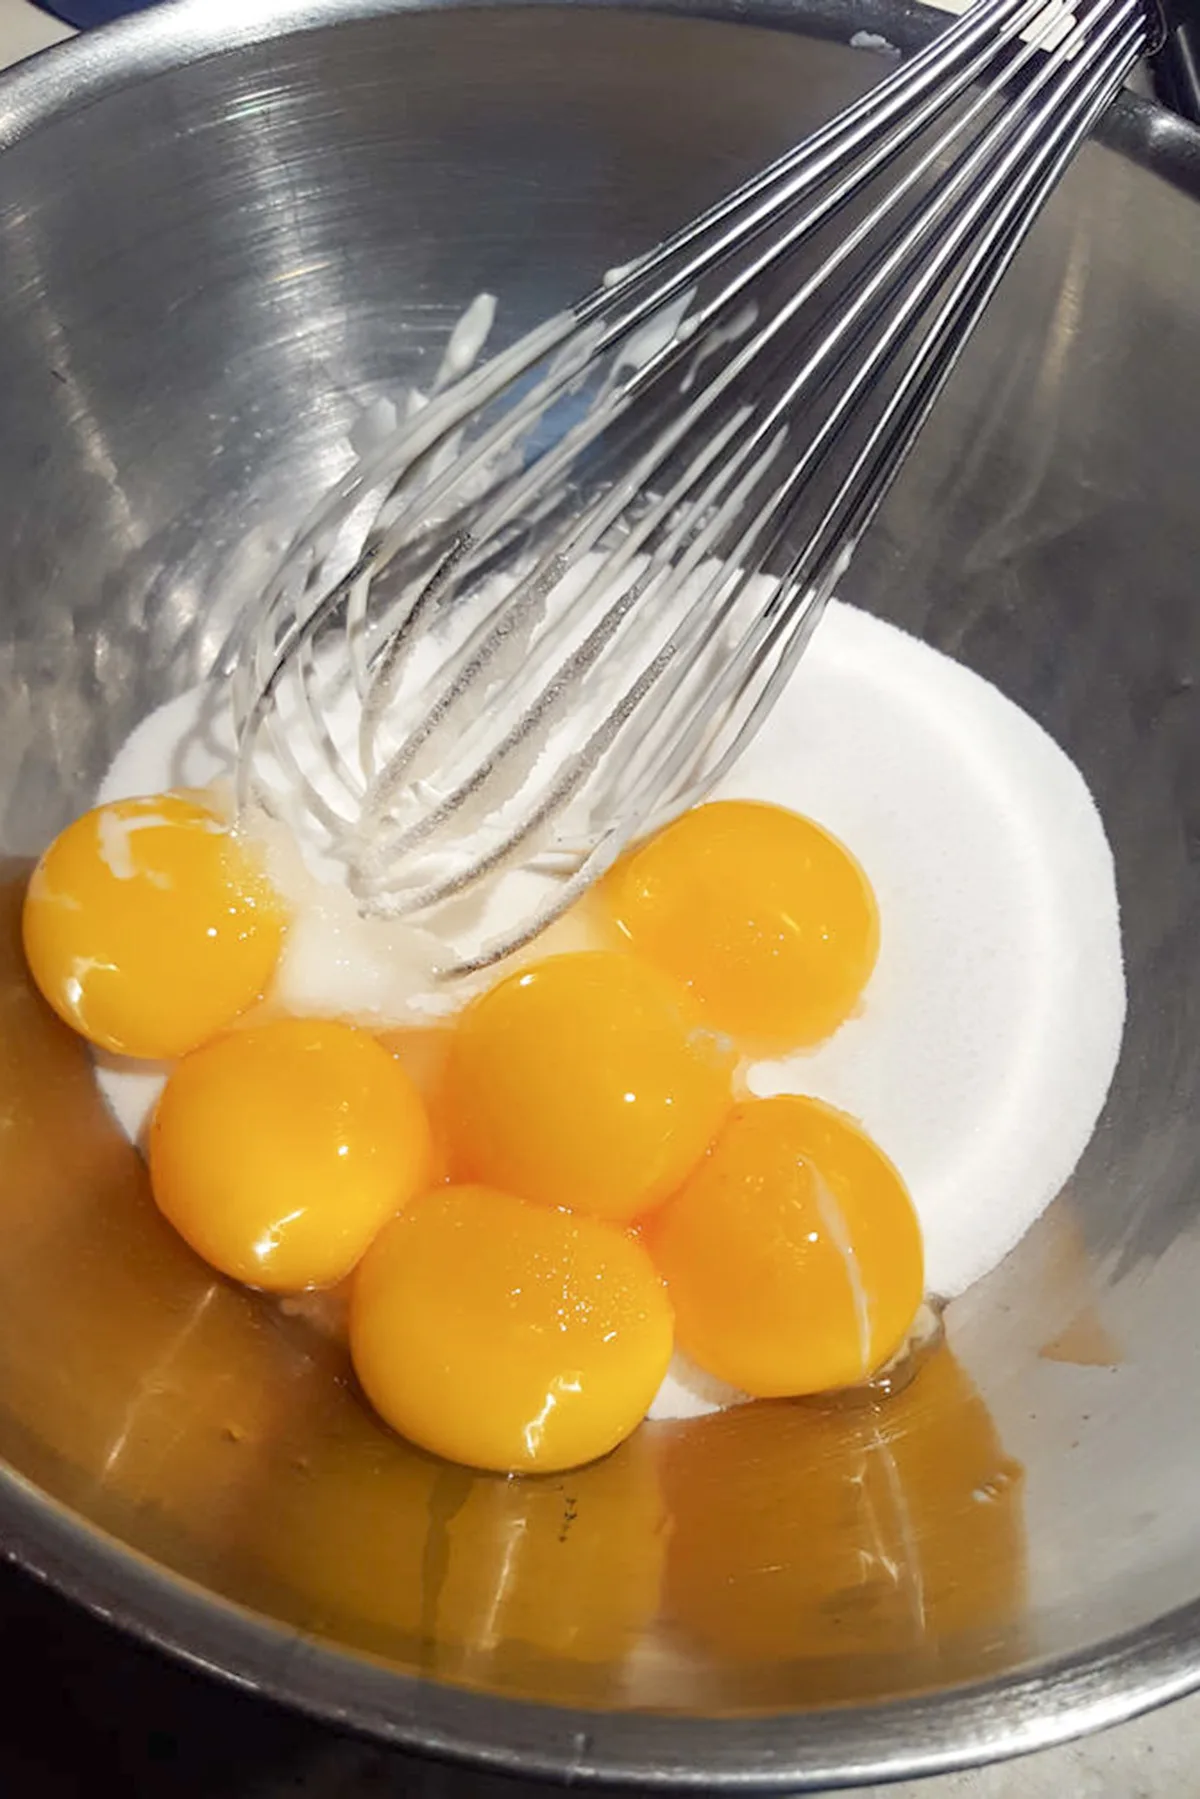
[350,1184,674,1473]
[149,1018,432,1292]
[444,951,733,1224]
[647,1095,923,1396]
[606,799,878,1052]
[22,791,285,1059]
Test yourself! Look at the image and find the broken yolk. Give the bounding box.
[350,1183,674,1473]
[149,1017,432,1292]
[647,1095,923,1396]
[606,799,878,1053]
[22,791,285,1060]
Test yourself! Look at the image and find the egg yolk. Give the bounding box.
[606,798,878,1052]
[149,1017,432,1292]
[350,1184,674,1473]
[444,951,733,1223]
[22,791,285,1059]
[647,1095,923,1396]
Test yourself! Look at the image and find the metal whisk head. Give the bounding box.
[231,0,1151,974]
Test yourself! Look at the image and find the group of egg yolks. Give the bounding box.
[22,788,924,1475]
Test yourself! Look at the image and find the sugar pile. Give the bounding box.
[94,598,1125,1421]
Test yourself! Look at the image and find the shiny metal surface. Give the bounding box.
[0,0,1197,1787]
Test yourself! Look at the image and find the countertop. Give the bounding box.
[1,0,1199,1792]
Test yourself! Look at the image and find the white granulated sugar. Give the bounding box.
[92,597,1125,1412]
[92,1050,173,1148]
[646,1351,746,1423]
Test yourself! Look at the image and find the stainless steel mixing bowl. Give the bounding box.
[0,0,1198,1786]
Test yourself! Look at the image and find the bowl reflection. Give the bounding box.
[0,857,1023,1709]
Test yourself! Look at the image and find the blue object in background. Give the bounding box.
[36,0,162,25]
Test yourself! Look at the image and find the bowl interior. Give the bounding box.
[0,0,1199,1782]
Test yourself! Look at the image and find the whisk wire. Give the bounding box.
[231,0,1043,723]
[330,0,1070,839]
[234,0,1150,973]
[660,6,1143,837]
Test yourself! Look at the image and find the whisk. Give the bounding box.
[230,0,1157,974]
